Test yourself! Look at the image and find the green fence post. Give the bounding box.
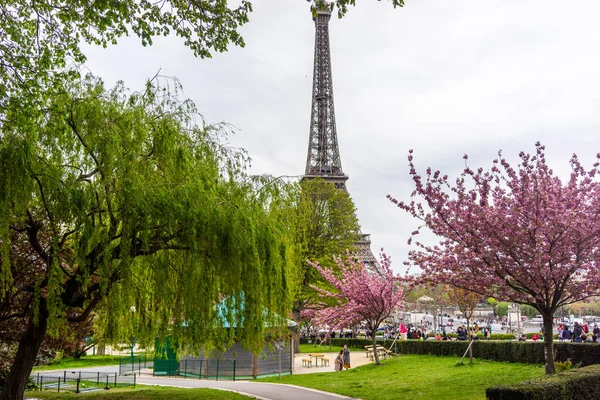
[78,371,81,380]
[57,378,61,393]
[105,375,109,390]
[216,359,220,381]
[76,378,80,393]
[184,360,187,378]
[63,370,66,383]
[114,372,117,387]
[134,374,136,388]
[200,359,203,379]
[97,372,100,385]
[39,376,42,391]
[233,359,236,381]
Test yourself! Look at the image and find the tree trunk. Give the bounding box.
[372,331,380,366]
[0,301,48,400]
[292,309,301,354]
[542,312,556,375]
[466,320,473,362]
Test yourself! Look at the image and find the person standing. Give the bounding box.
[334,350,344,371]
[343,344,351,370]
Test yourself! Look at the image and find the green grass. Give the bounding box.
[32,354,149,371]
[25,386,252,399]
[299,343,363,354]
[259,354,545,400]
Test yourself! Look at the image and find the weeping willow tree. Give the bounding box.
[0,74,296,400]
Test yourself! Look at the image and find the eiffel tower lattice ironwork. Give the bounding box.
[303,0,379,271]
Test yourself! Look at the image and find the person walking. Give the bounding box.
[334,350,344,371]
[398,323,408,340]
[343,344,351,370]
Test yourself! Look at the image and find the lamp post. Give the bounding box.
[130,306,136,359]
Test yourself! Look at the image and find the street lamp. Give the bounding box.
[130,306,136,359]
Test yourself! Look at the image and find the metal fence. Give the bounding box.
[119,355,153,375]
[154,359,243,380]
[31,371,136,394]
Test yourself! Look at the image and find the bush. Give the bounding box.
[389,340,600,366]
[486,364,600,400]
[301,337,600,367]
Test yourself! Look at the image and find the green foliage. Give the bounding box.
[522,304,539,318]
[331,0,405,19]
[0,0,252,109]
[555,359,576,373]
[291,178,360,319]
[0,74,296,356]
[32,355,124,371]
[496,302,510,317]
[486,364,600,400]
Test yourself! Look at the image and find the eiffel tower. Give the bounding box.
[303,0,379,271]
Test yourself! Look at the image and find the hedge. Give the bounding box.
[300,338,600,366]
[486,364,600,400]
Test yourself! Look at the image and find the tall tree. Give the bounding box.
[0,0,404,110]
[389,143,600,374]
[0,75,296,400]
[309,252,404,366]
[290,178,360,346]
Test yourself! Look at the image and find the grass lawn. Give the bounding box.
[259,354,545,400]
[32,354,150,371]
[299,344,363,354]
[25,386,252,399]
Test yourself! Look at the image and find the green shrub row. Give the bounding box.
[301,338,600,366]
[486,364,600,400]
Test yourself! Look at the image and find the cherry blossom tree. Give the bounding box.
[309,251,404,365]
[388,143,600,374]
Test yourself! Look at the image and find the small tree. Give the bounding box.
[389,143,600,374]
[447,287,481,362]
[309,252,404,365]
[495,302,510,318]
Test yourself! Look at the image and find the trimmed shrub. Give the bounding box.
[486,364,600,400]
[301,338,600,366]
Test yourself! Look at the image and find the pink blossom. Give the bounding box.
[308,251,405,365]
[389,143,600,374]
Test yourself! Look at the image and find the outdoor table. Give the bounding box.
[307,353,325,367]
[367,346,388,360]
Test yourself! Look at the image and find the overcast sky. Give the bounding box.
[82,0,600,273]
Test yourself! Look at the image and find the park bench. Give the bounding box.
[302,359,312,368]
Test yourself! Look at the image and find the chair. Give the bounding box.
[302,359,312,368]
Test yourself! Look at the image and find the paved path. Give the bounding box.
[31,351,376,400]
[135,376,357,400]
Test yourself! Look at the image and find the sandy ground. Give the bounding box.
[293,350,375,375]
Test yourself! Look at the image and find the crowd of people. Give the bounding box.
[558,322,600,343]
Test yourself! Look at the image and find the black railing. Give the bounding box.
[154,359,241,380]
[119,355,153,375]
[31,371,136,394]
